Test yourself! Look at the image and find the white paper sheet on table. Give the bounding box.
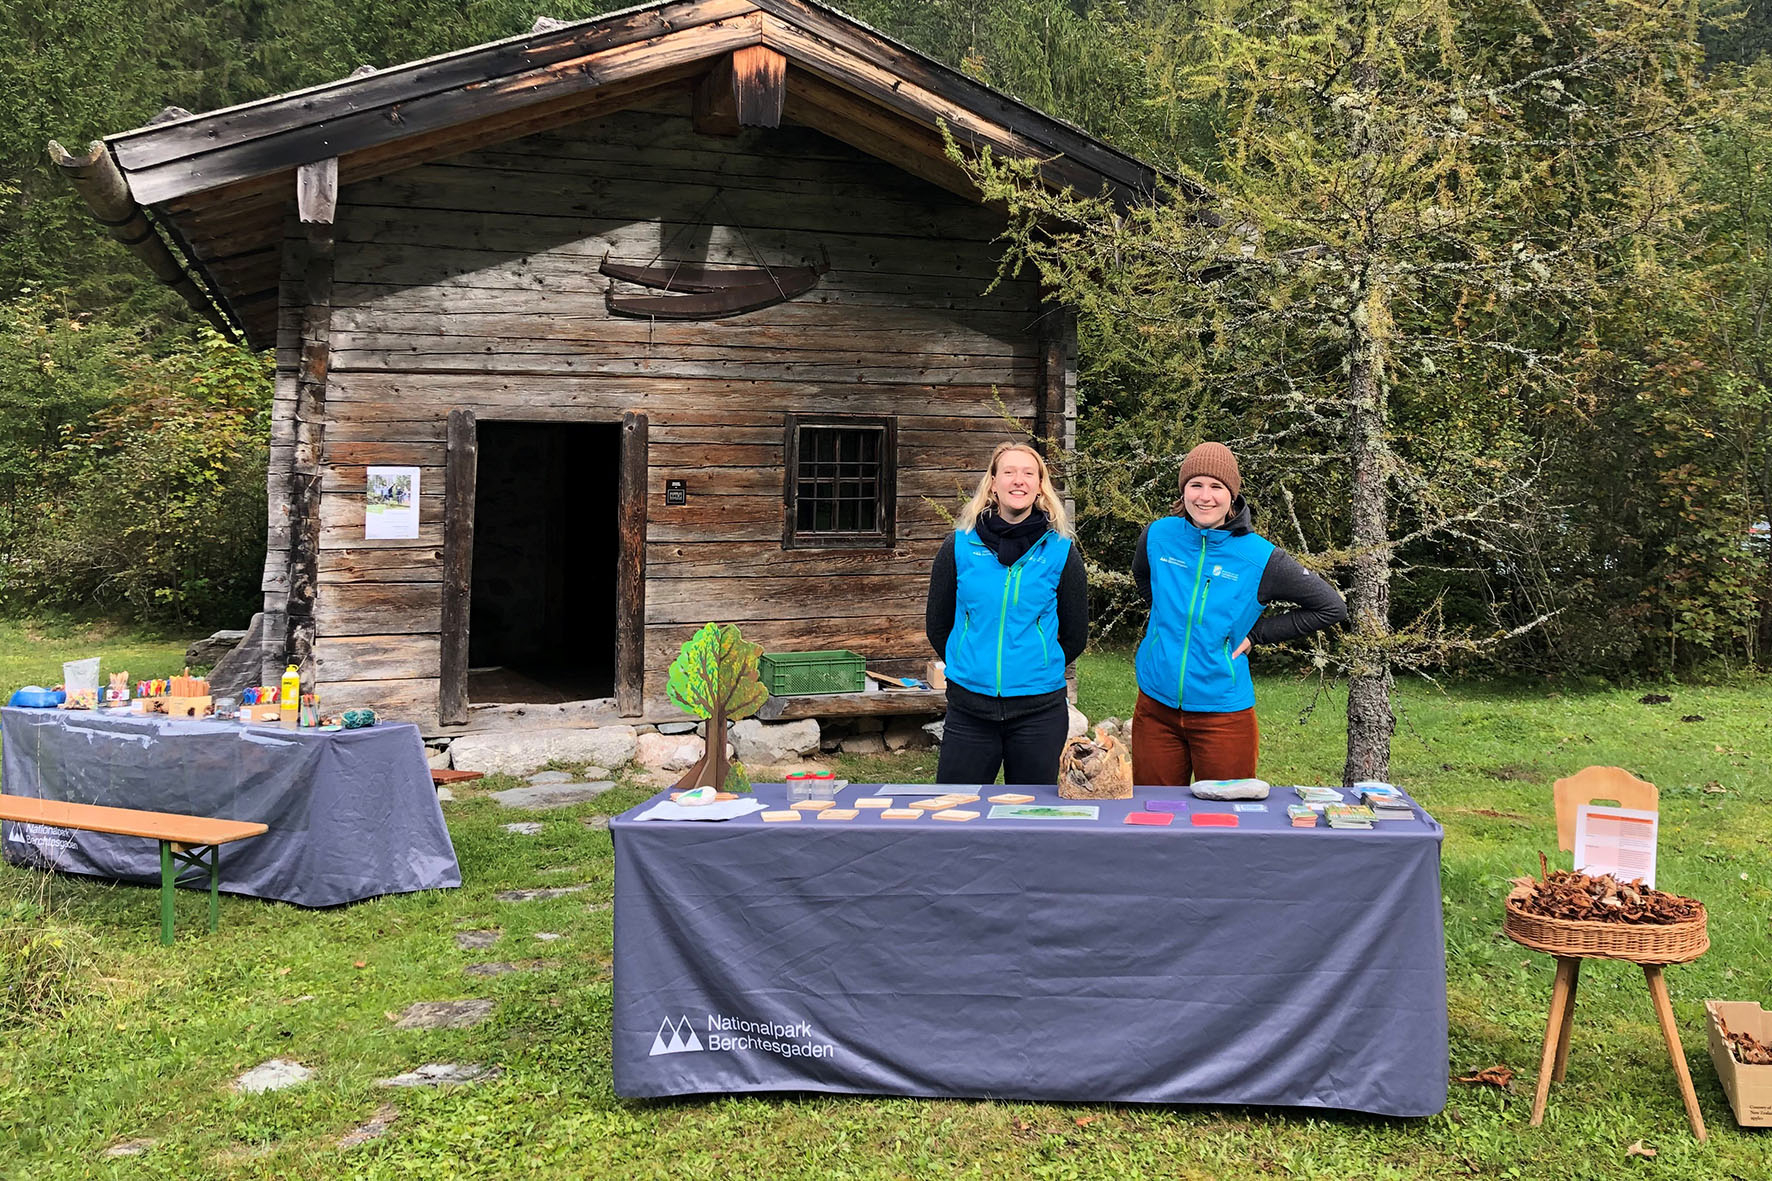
[1573,804,1658,887]
[634,798,767,822]
[873,784,976,796]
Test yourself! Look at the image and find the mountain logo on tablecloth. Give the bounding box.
[649,1015,704,1055]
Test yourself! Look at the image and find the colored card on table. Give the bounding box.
[1233,803,1268,813]
[1146,799,1189,812]
[1190,813,1238,827]
[1125,811,1174,826]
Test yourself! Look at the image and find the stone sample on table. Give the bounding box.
[1189,778,1271,801]
[448,726,636,775]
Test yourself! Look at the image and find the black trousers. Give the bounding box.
[935,691,1071,787]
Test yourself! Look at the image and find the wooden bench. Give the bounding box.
[0,794,268,946]
[430,769,483,786]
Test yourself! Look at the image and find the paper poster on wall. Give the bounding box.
[365,466,420,539]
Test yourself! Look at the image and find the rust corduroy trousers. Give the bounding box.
[1130,691,1260,786]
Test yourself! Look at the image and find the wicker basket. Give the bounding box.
[1504,899,1709,964]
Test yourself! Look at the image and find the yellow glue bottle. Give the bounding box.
[280,664,301,724]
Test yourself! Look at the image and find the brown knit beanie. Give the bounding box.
[1178,442,1241,499]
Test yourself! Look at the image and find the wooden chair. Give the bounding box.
[1523,766,1706,1140]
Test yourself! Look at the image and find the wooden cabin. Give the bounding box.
[57,0,1155,733]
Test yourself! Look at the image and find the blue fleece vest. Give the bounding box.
[1135,516,1275,712]
[945,527,1072,697]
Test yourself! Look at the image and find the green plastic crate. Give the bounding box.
[759,649,867,696]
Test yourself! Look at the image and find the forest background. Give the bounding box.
[3,0,1771,683]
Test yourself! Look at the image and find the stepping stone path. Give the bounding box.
[454,930,500,950]
[501,822,543,836]
[581,816,610,831]
[393,999,494,1029]
[535,932,563,941]
[233,1058,315,1093]
[378,1063,501,1088]
[489,782,615,810]
[338,1103,399,1148]
[103,1139,155,1158]
[495,886,587,902]
[464,959,559,977]
[527,771,575,784]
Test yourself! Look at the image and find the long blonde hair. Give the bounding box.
[955,442,1073,537]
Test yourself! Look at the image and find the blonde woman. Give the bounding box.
[925,442,1088,785]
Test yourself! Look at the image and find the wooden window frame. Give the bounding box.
[782,414,898,550]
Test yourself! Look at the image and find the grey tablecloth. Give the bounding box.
[612,785,1447,1115]
[2,707,459,906]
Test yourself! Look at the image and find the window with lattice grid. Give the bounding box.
[783,415,896,548]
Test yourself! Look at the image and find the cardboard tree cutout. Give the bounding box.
[666,622,768,791]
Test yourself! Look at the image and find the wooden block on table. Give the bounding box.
[880,808,922,819]
[816,808,860,821]
[760,810,802,822]
[854,798,891,809]
[943,794,981,805]
[932,809,980,822]
[790,800,836,811]
[911,798,951,810]
[989,793,1036,804]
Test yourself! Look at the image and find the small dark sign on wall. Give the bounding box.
[665,478,688,506]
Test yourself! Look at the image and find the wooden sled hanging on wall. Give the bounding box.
[599,254,826,320]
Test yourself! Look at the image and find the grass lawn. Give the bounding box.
[4,638,1772,1179]
[0,614,197,701]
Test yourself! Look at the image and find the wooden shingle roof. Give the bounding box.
[89,0,1161,349]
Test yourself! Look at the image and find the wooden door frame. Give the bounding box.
[438,412,647,723]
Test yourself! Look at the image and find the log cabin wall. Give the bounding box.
[281,98,1067,731]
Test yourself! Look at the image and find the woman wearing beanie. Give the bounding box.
[1132,442,1346,785]
[926,442,1089,785]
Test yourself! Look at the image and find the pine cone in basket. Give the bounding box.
[1506,852,1702,925]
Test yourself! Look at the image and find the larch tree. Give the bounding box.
[967,0,1703,782]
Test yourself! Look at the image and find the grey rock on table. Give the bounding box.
[1189,778,1271,801]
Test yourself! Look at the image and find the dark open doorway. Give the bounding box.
[466,421,620,704]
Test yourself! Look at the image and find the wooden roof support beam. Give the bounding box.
[46,139,239,341]
[694,44,785,135]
